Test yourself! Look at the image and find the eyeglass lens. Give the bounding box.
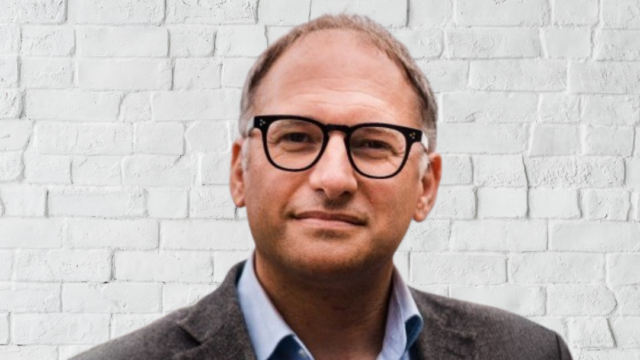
[265,118,407,178]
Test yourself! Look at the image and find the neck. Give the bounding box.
[254,253,395,360]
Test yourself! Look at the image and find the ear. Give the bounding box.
[413,152,442,222]
[229,138,246,208]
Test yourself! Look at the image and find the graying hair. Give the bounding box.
[238,14,438,152]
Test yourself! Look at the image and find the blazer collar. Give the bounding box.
[174,262,257,360]
[409,288,477,360]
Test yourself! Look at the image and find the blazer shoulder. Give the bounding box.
[70,308,197,360]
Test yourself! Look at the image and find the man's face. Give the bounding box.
[230,30,441,282]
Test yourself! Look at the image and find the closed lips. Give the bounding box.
[294,211,366,225]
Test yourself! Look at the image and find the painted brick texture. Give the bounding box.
[0,1,638,359]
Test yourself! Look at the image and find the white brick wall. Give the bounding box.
[0,1,639,358]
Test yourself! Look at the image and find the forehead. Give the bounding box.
[253,29,421,127]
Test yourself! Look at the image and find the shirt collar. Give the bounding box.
[237,254,424,360]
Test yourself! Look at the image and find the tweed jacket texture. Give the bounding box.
[72,262,573,360]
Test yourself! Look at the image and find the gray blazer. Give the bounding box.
[72,262,572,360]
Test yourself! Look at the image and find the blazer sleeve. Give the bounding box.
[556,334,573,360]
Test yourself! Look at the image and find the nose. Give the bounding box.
[308,133,358,199]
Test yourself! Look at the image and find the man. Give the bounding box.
[73,15,572,360]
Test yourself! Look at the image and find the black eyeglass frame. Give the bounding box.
[250,115,428,179]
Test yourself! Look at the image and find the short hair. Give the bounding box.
[238,14,438,152]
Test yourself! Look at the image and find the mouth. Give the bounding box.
[293,211,367,227]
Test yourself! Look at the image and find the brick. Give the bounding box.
[152,90,241,121]
[0,0,65,24]
[134,123,184,155]
[477,187,527,219]
[114,251,213,282]
[162,220,251,250]
[0,57,18,87]
[441,92,537,123]
[633,192,640,221]
[0,152,23,182]
[456,0,550,26]
[548,285,616,316]
[67,219,158,249]
[544,27,592,58]
[258,0,310,25]
[169,27,216,57]
[0,313,6,344]
[174,58,222,90]
[0,120,30,151]
[417,60,468,92]
[526,157,624,187]
[200,153,232,185]
[554,0,599,25]
[438,123,527,154]
[440,155,472,185]
[608,254,640,285]
[571,62,640,93]
[21,27,73,56]
[616,286,640,315]
[163,283,217,312]
[539,94,581,123]
[23,153,70,184]
[567,317,614,348]
[627,159,640,188]
[166,0,256,24]
[0,26,20,54]
[190,187,235,219]
[474,155,527,187]
[469,60,566,91]
[14,313,109,345]
[529,125,579,156]
[529,188,580,219]
[37,123,132,155]
[0,346,58,360]
[48,188,144,217]
[147,188,188,219]
[596,30,640,61]
[446,28,540,59]
[391,28,442,59]
[77,27,167,58]
[63,283,160,313]
[123,155,196,187]
[580,350,640,360]
[72,156,122,185]
[0,251,12,280]
[213,251,251,283]
[266,26,293,45]
[15,249,111,281]
[411,253,506,285]
[78,60,171,91]
[582,190,631,221]
[582,95,640,125]
[222,58,255,88]
[216,26,267,57]
[408,0,452,26]
[74,0,164,24]
[111,314,162,338]
[0,186,38,215]
[399,220,449,252]
[452,220,546,252]
[0,90,21,118]
[611,318,640,347]
[0,218,63,248]
[450,285,544,316]
[21,58,72,88]
[0,283,60,312]
[582,125,634,156]
[310,0,406,27]
[26,90,120,121]
[119,92,151,122]
[530,318,567,339]
[603,0,640,28]
[511,253,604,283]
[429,187,475,219]
[185,122,230,153]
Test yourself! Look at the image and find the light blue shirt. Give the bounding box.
[237,255,423,360]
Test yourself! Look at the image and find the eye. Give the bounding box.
[282,132,312,143]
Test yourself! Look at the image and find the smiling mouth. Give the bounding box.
[293,211,366,226]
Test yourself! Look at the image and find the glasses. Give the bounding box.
[248,115,428,179]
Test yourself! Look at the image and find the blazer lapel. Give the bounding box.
[174,262,257,360]
[410,289,477,360]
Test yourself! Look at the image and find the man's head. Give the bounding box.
[230,15,442,283]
